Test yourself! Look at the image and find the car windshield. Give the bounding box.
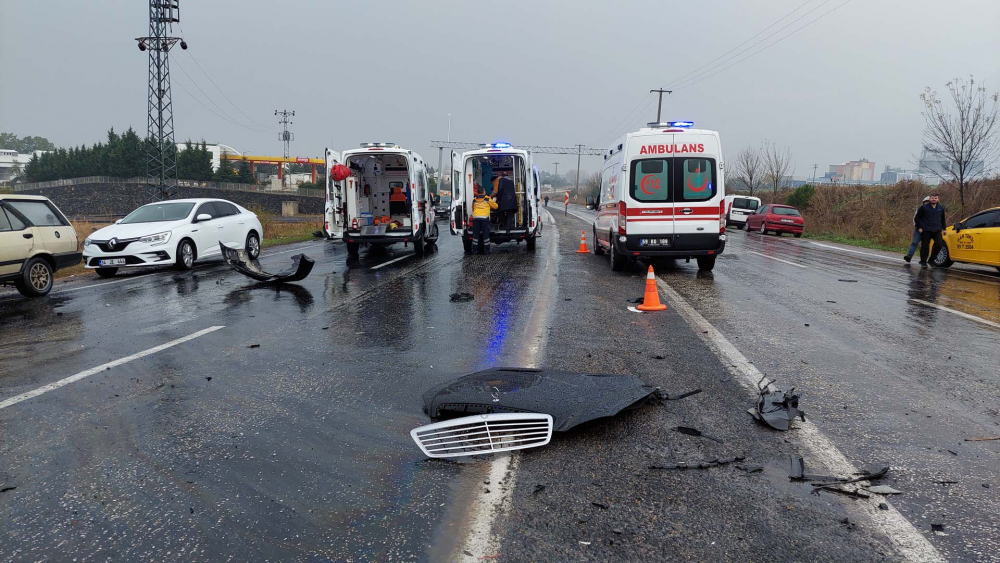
[121,202,195,224]
[438,197,451,205]
[773,207,801,216]
[733,197,759,210]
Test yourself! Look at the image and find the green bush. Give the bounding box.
[785,184,815,209]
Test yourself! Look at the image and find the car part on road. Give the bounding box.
[673,426,723,443]
[866,485,902,495]
[837,279,858,282]
[663,388,702,401]
[420,367,660,432]
[649,456,745,470]
[410,412,553,458]
[220,242,314,283]
[965,436,1000,441]
[450,292,474,302]
[749,377,805,431]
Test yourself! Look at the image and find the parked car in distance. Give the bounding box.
[744,204,804,237]
[0,194,82,297]
[434,194,452,220]
[82,198,263,277]
[724,195,761,227]
[585,195,596,210]
[932,206,1000,272]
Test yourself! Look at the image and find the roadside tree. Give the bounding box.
[730,144,765,197]
[763,141,792,196]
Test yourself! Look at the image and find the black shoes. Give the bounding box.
[903,254,912,263]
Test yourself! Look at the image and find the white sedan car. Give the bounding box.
[83,198,263,277]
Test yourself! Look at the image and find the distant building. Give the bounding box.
[176,142,242,171]
[0,149,48,184]
[880,164,937,185]
[827,159,876,183]
[917,148,984,180]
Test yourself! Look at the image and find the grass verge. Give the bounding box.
[801,231,908,254]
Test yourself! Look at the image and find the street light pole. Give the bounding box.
[650,89,672,123]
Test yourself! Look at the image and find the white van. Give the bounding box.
[592,122,726,272]
[450,143,542,253]
[724,195,761,227]
[324,143,439,256]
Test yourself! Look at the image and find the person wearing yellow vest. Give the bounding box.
[471,185,498,254]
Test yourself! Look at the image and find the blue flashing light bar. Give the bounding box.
[668,121,694,128]
[482,142,512,149]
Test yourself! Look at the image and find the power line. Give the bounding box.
[597,92,654,146]
[171,72,251,130]
[660,0,817,90]
[170,55,266,132]
[671,0,853,92]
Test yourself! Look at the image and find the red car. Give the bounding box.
[744,204,804,237]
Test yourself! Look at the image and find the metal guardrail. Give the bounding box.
[11,176,324,198]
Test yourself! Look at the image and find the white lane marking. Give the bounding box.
[745,250,807,269]
[909,299,1000,329]
[52,273,156,295]
[564,209,596,224]
[370,254,413,270]
[654,278,944,562]
[0,326,225,411]
[806,241,1000,281]
[459,208,560,560]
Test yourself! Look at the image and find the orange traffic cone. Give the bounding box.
[576,230,589,253]
[636,265,667,311]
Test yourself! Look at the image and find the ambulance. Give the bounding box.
[323,143,439,256]
[450,143,542,253]
[591,121,726,272]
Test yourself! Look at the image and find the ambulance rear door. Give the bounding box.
[449,151,463,235]
[325,148,344,239]
[671,133,722,252]
[625,134,675,250]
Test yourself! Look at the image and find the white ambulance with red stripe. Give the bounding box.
[592,121,726,272]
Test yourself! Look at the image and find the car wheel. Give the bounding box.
[175,239,195,270]
[95,267,118,278]
[526,236,537,252]
[346,242,360,256]
[931,243,953,268]
[593,227,605,255]
[610,239,626,272]
[794,233,802,238]
[462,237,473,254]
[697,255,716,272]
[759,222,767,235]
[246,231,261,260]
[414,235,426,256]
[425,223,440,245]
[16,257,54,297]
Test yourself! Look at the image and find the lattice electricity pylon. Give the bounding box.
[136,1,187,201]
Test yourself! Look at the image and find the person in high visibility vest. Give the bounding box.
[471,185,498,254]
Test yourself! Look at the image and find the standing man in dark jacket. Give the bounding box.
[915,193,947,266]
[493,174,518,234]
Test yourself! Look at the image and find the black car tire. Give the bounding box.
[175,239,195,270]
[16,257,54,297]
[414,235,426,257]
[610,236,627,272]
[526,236,537,252]
[593,227,605,255]
[462,237,473,254]
[95,268,118,278]
[246,231,261,260]
[759,222,767,235]
[931,243,953,268]
[346,242,360,256]
[697,255,717,272]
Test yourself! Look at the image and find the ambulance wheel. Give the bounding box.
[697,255,716,272]
[463,238,473,254]
[414,237,426,257]
[593,228,605,255]
[425,223,439,245]
[610,242,627,272]
[346,242,360,256]
[526,236,537,252]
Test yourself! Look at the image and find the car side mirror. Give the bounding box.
[953,222,962,231]
[195,213,212,222]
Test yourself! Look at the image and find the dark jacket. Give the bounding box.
[914,202,946,232]
[495,177,518,211]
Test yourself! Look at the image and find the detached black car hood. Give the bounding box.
[422,367,659,432]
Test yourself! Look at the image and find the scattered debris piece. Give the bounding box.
[743,466,764,474]
[879,502,889,510]
[749,377,805,431]
[248,344,260,349]
[935,480,958,485]
[629,297,644,304]
[321,326,330,330]
[592,502,609,510]
[612,528,624,535]
[931,523,945,533]
[650,456,745,471]
[578,514,591,523]
[463,550,474,557]
[965,437,1000,442]
[866,485,902,495]
[532,484,546,496]
[0,486,16,494]
[205,377,212,381]
[827,300,837,303]
[983,484,991,489]
[421,367,659,432]
[664,389,702,401]
[578,541,591,546]
[947,450,958,456]
[838,279,858,282]
[804,323,810,327]
[815,485,870,499]
[220,242,314,283]
[673,426,723,443]
[653,355,665,360]
[450,292,474,302]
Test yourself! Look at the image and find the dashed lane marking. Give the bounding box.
[51,273,156,295]
[654,278,944,562]
[909,299,1000,329]
[745,250,807,269]
[0,326,225,411]
[370,254,413,270]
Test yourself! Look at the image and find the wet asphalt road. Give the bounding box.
[1,206,999,562]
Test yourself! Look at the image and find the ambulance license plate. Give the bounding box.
[639,238,671,248]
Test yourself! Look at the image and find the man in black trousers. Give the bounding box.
[915,193,947,267]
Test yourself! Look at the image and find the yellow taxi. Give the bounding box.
[933,206,1000,272]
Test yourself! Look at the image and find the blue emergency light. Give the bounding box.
[668,121,694,128]
[491,142,512,149]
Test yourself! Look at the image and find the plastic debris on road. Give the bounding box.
[749,377,805,431]
[220,242,314,283]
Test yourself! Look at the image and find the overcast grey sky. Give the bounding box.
[2,0,999,178]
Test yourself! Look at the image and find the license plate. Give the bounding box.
[639,238,671,247]
[99,258,126,266]
[781,219,794,223]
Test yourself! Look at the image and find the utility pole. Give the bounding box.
[275,109,295,186]
[553,162,559,187]
[812,164,818,183]
[650,88,672,123]
[437,113,452,197]
[574,144,584,196]
[136,0,187,201]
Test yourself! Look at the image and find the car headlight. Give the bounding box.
[84,238,91,248]
[138,231,172,246]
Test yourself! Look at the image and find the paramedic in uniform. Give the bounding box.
[471,185,498,254]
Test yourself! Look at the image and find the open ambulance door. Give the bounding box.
[324,148,344,239]
[449,151,463,235]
